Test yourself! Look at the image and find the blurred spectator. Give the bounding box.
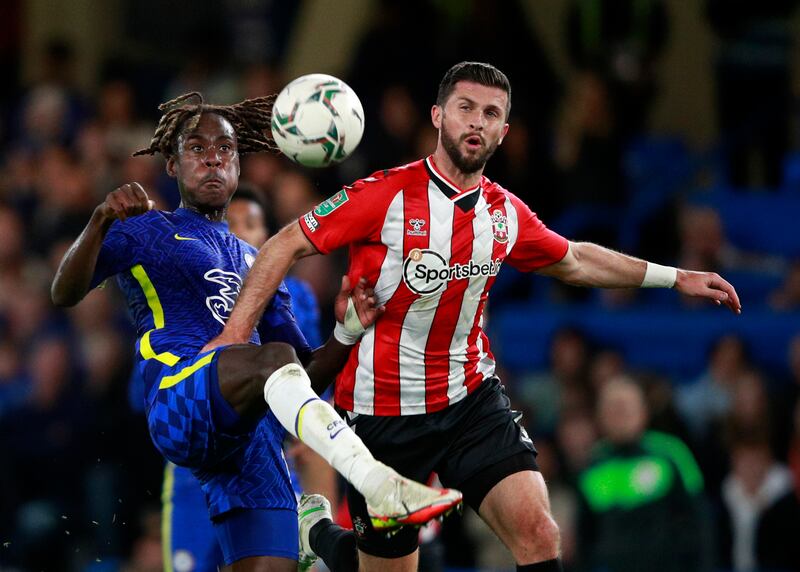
[718,434,800,571]
[677,204,785,277]
[10,39,87,149]
[707,0,799,188]
[519,328,593,435]
[576,376,711,572]
[0,336,87,570]
[96,78,152,163]
[565,0,670,139]
[677,335,750,440]
[360,84,422,169]
[769,260,800,310]
[556,411,598,481]
[269,169,319,228]
[554,70,626,233]
[30,146,96,252]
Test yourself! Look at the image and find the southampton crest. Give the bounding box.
[491,209,508,244]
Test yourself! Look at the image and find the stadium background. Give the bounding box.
[1,0,799,570]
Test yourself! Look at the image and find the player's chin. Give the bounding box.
[198,183,232,204]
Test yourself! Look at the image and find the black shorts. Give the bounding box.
[344,377,539,558]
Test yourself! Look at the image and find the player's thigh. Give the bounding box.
[216,342,299,419]
[436,377,538,509]
[477,470,559,559]
[358,548,418,572]
[220,555,297,572]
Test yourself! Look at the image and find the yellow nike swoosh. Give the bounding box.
[174,233,198,241]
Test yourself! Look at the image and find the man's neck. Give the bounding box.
[179,201,227,222]
[431,148,483,190]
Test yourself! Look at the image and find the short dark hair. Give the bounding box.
[231,184,267,211]
[436,62,511,118]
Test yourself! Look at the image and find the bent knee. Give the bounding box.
[510,511,560,560]
[255,342,299,375]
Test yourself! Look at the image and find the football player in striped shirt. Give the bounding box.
[51,93,462,572]
[208,62,741,572]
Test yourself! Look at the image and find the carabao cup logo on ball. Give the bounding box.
[402,249,503,296]
[271,73,365,168]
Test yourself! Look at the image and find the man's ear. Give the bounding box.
[166,156,177,178]
[499,123,510,145]
[431,105,442,130]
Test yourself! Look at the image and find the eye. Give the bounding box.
[220,144,232,152]
[486,110,499,118]
[190,144,203,153]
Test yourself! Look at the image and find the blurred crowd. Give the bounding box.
[0,1,799,571]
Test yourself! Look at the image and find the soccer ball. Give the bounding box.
[271,73,365,168]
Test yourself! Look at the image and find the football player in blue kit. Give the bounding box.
[155,187,332,572]
[51,92,462,572]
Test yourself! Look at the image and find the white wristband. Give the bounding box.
[333,297,365,345]
[641,262,677,288]
[333,321,362,345]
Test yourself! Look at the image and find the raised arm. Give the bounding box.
[203,221,318,350]
[538,241,742,314]
[51,183,153,307]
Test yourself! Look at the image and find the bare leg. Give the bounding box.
[477,471,560,564]
[215,342,300,421]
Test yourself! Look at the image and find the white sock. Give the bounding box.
[263,363,388,501]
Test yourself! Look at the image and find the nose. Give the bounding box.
[204,147,222,167]
[468,110,485,131]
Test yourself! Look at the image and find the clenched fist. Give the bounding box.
[96,182,156,222]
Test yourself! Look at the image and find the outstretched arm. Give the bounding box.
[52,183,154,307]
[538,241,742,314]
[203,221,318,351]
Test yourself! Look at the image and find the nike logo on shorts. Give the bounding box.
[174,233,198,241]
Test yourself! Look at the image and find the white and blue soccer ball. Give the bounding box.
[271,73,365,168]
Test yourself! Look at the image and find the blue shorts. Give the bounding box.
[163,463,299,568]
[142,349,297,520]
[214,508,298,564]
[162,463,222,572]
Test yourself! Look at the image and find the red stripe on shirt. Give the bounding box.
[423,202,475,411]
[371,186,429,415]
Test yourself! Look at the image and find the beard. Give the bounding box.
[440,116,500,175]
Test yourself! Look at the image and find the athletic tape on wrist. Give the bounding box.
[343,296,364,334]
[333,297,365,345]
[642,262,677,288]
[333,321,362,345]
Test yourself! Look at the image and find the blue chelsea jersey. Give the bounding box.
[91,208,311,362]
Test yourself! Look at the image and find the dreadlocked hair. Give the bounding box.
[133,91,278,158]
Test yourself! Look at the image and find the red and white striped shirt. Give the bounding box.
[299,156,569,416]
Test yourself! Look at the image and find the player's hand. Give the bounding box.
[201,331,245,354]
[96,182,156,222]
[674,269,742,314]
[334,276,385,330]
